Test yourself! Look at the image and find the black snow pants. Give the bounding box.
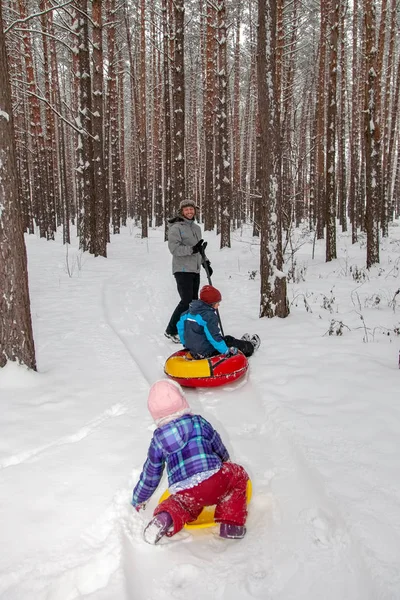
[166,272,200,336]
[223,335,254,358]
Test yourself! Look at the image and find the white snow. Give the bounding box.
[0,222,399,599]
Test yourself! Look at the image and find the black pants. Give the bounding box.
[224,335,254,358]
[201,335,254,358]
[166,272,200,335]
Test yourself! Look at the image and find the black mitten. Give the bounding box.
[192,239,205,254]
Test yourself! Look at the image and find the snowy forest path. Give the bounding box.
[98,240,377,600]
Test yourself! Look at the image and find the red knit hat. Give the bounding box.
[200,285,222,305]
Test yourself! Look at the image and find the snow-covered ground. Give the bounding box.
[0,221,399,600]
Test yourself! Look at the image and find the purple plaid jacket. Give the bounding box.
[131,414,230,506]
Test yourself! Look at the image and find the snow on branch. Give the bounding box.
[14,28,75,52]
[25,91,95,139]
[5,0,74,34]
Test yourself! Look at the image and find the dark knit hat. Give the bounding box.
[179,199,197,212]
[200,285,222,305]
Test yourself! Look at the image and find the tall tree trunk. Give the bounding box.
[257,0,289,319]
[118,66,127,227]
[217,0,231,248]
[385,49,400,224]
[349,0,360,243]
[139,0,149,237]
[0,1,36,370]
[75,0,96,252]
[325,0,338,262]
[337,0,347,232]
[364,0,380,267]
[231,7,241,228]
[172,0,185,207]
[92,0,107,256]
[376,0,388,235]
[381,0,397,225]
[162,0,173,238]
[151,0,163,226]
[40,0,57,239]
[203,0,216,230]
[19,0,47,237]
[315,0,328,239]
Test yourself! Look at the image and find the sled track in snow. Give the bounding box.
[99,264,379,600]
[101,270,170,386]
[0,403,128,471]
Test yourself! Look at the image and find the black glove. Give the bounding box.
[192,239,207,254]
[202,260,213,276]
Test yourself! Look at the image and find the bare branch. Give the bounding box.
[5,0,74,34]
[14,27,75,52]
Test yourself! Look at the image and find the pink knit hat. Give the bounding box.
[147,379,191,425]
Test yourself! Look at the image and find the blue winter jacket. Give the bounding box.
[177,299,229,357]
[131,414,230,506]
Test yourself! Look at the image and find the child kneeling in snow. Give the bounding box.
[131,379,249,544]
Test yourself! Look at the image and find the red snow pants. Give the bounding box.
[153,462,249,536]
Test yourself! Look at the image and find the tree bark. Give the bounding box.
[172,0,185,207]
[0,1,36,370]
[325,0,338,262]
[257,0,289,319]
[217,0,231,249]
[364,0,381,268]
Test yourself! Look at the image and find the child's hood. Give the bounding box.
[188,299,214,316]
[154,415,195,454]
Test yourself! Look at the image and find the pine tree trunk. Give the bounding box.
[19,0,47,238]
[203,0,216,230]
[217,0,231,249]
[139,0,149,237]
[337,0,347,233]
[0,2,36,370]
[172,0,185,207]
[257,0,289,319]
[162,0,172,237]
[315,0,328,240]
[231,9,241,228]
[364,0,380,267]
[349,0,360,243]
[92,0,107,256]
[381,0,397,225]
[75,0,96,252]
[325,0,338,262]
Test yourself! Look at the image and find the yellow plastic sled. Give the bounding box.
[158,479,252,529]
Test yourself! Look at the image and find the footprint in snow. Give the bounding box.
[244,562,269,596]
[300,507,346,548]
[161,563,210,599]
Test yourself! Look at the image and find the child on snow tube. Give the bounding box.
[177,284,260,359]
[131,379,249,544]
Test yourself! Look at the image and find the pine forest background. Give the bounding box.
[1,0,400,369]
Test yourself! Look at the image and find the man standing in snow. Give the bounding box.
[164,200,212,343]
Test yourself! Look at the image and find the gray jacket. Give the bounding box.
[168,216,202,274]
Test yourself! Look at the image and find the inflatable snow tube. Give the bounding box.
[164,349,248,388]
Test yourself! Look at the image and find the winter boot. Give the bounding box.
[164,331,180,344]
[219,522,246,540]
[143,511,173,545]
[250,334,261,351]
[241,333,251,342]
